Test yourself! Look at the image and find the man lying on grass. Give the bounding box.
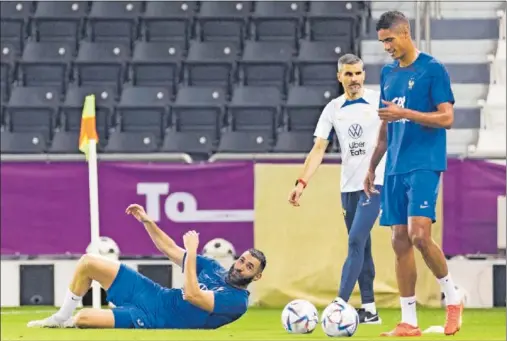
[28,204,266,329]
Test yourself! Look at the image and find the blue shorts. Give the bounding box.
[106,264,166,329]
[379,170,441,226]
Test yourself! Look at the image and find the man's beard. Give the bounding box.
[226,266,253,287]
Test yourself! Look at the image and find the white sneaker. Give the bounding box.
[27,315,75,328]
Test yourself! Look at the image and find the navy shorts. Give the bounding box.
[379,170,441,226]
[106,264,165,329]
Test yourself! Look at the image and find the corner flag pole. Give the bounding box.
[79,94,101,310]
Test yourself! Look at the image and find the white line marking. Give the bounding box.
[1,309,56,315]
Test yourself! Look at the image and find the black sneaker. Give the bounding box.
[356,308,382,324]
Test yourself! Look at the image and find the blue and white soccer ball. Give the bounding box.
[281,299,319,334]
[321,297,359,337]
[86,236,120,260]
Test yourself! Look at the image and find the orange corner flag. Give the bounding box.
[79,94,98,160]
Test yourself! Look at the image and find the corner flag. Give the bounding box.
[78,94,102,309]
[78,94,99,160]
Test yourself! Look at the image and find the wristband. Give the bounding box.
[295,178,307,188]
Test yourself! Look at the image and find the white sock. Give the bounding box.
[400,296,418,327]
[438,274,460,305]
[53,289,82,322]
[361,302,377,314]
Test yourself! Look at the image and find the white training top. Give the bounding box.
[313,88,386,193]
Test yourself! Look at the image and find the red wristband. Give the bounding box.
[296,178,307,188]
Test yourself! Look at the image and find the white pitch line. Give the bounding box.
[1,309,57,315]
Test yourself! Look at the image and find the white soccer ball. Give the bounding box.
[321,298,359,337]
[281,299,319,334]
[202,238,236,258]
[86,236,120,260]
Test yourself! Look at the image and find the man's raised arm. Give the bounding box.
[125,204,185,267]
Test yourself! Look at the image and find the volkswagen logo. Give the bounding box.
[348,124,363,139]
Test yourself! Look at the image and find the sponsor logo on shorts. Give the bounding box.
[136,319,145,327]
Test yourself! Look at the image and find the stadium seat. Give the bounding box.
[104,131,159,153]
[18,42,75,92]
[141,1,197,45]
[161,131,216,155]
[196,2,252,43]
[227,86,281,135]
[5,86,59,139]
[238,41,295,93]
[116,86,171,139]
[0,1,33,51]
[250,1,305,47]
[1,41,18,101]
[73,41,130,96]
[0,131,47,154]
[217,131,273,153]
[48,131,80,153]
[61,85,115,138]
[284,85,337,131]
[172,85,227,138]
[306,1,360,42]
[183,41,239,89]
[32,1,88,45]
[130,41,184,94]
[273,131,315,153]
[87,1,142,45]
[295,40,349,86]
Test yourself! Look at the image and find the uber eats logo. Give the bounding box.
[348,123,366,156]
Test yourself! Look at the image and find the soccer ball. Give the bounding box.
[202,238,236,258]
[86,236,120,260]
[321,298,359,337]
[281,299,319,334]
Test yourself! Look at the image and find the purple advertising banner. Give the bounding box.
[1,162,254,256]
[443,159,506,256]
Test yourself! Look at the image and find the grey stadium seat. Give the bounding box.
[273,131,315,153]
[74,41,130,96]
[172,86,227,138]
[161,131,216,155]
[228,86,281,135]
[116,86,171,139]
[18,42,75,92]
[49,131,80,153]
[61,85,116,138]
[5,86,59,139]
[196,2,252,43]
[1,131,47,154]
[87,1,142,45]
[0,1,33,51]
[104,131,159,153]
[250,1,305,47]
[218,131,273,153]
[32,1,88,45]
[306,1,361,42]
[1,41,18,100]
[284,85,338,131]
[239,41,294,92]
[130,41,185,94]
[184,41,239,89]
[142,1,197,44]
[295,40,349,86]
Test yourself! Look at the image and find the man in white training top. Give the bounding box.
[288,53,385,324]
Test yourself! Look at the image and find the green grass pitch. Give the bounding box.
[1,306,505,340]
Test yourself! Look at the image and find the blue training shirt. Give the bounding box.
[380,52,455,175]
[158,254,249,329]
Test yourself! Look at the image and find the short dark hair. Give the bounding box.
[337,53,363,72]
[376,10,409,32]
[248,248,266,272]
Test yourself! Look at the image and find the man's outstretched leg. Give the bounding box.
[27,254,120,328]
